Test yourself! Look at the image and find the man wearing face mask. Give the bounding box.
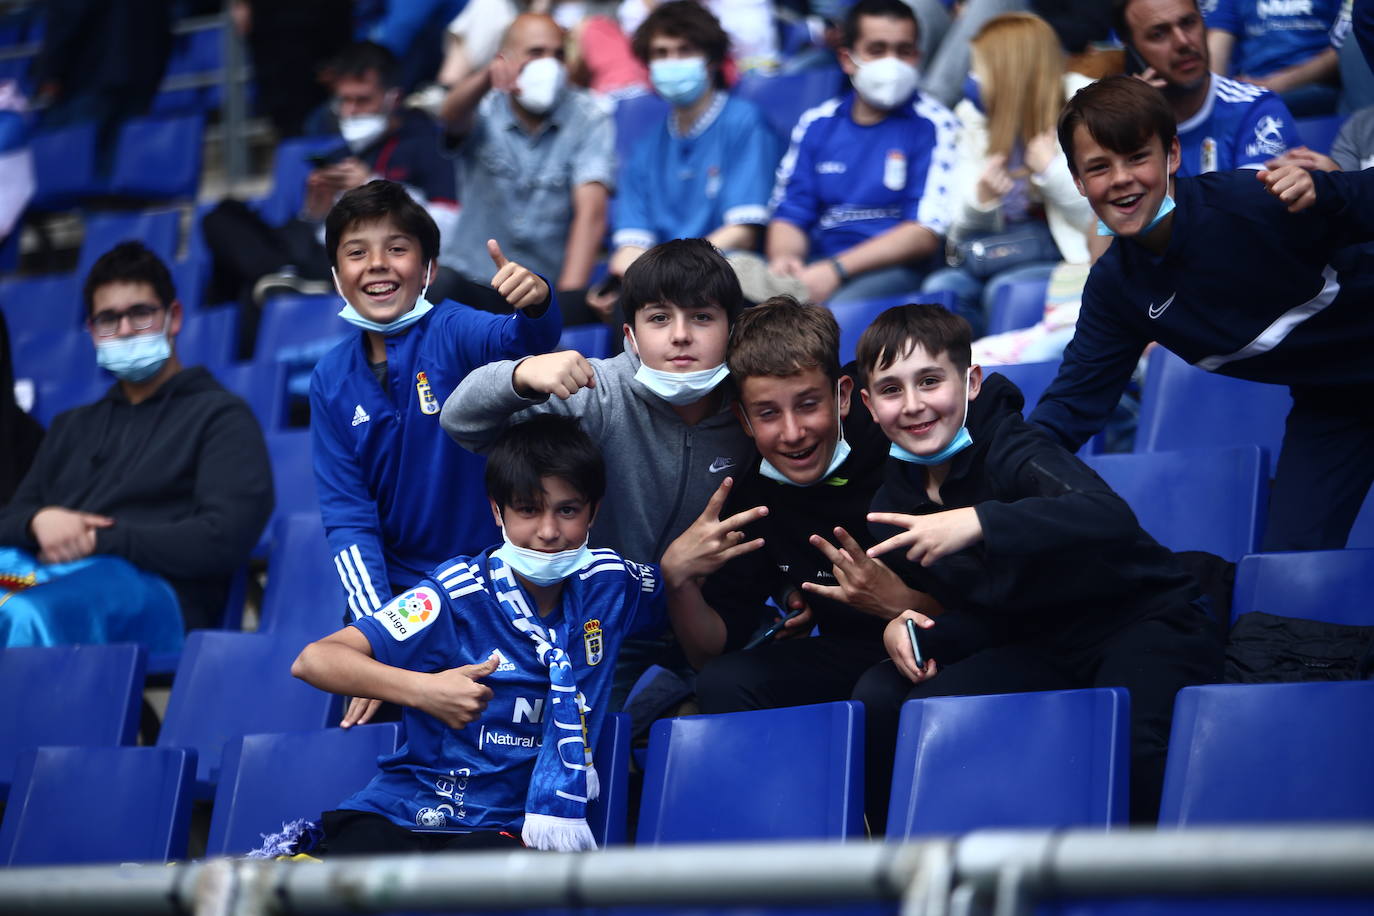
[436,14,614,324]
[0,243,274,651]
[763,0,957,306]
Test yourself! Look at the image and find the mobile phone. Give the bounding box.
[593,273,622,299]
[905,617,926,672]
[307,153,334,169]
[1125,44,1150,77]
[744,608,801,651]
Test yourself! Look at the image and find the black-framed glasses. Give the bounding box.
[89,303,166,338]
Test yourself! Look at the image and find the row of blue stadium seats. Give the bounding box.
[3,677,1371,865]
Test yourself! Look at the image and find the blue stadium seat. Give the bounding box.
[1135,348,1291,457]
[1295,114,1345,156]
[1232,549,1374,627]
[152,24,225,114]
[206,724,400,856]
[638,701,865,844]
[11,328,101,392]
[1160,681,1374,825]
[108,113,206,200]
[157,631,342,796]
[887,688,1129,837]
[77,209,181,279]
[260,512,346,639]
[30,122,103,209]
[171,255,207,311]
[985,276,1049,336]
[266,431,320,521]
[0,272,82,341]
[1344,490,1374,548]
[559,323,611,359]
[31,373,109,426]
[1084,446,1267,561]
[255,292,347,362]
[734,67,847,141]
[175,305,237,371]
[831,289,959,365]
[613,93,671,168]
[591,712,632,847]
[986,361,1060,415]
[0,644,145,799]
[256,136,347,227]
[0,745,195,865]
[216,360,287,432]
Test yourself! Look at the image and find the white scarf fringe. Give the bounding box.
[522,812,599,851]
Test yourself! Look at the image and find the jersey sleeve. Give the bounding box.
[620,559,667,639]
[352,577,454,671]
[442,291,563,369]
[908,98,959,235]
[719,106,776,229]
[612,140,658,251]
[1234,93,1299,169]
[1206,0,1241,35]
[769,113,821,232]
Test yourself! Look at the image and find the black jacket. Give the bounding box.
[0,368,274,629]
[870,373,1198,648]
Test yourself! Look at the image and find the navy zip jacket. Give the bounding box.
[1030,168,1374,451]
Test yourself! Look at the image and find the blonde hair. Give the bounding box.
[970,13,1066,160]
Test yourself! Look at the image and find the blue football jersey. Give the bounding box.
[1177,74,1299,174]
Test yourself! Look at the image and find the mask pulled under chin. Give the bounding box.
[754,379,852,486]
[887,368,975,466]
[850,54,920,111]
[627,329,730,405]
[493,532,595,586]
[1097,192,1176,237]
[96,331,171,382]
[333,265,435,334]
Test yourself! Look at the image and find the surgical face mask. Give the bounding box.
[849,53,919,111]
[516,57,566,115]
[627,328,730,405]
[95,330,171,382]
[338,112,388,151]
[494,529,595,586]
[334,261,435,335]
[888,369,975,466]
[1097,192,1176,237]
[650,57,710,107]
[752,380,852,486]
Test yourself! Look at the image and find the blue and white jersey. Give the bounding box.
[1177,73,1299,174]
[1206,0,1343,78]
[770,91,957,260]
[310,299,561,618]
[339,548,665,833]
[612,92,779,251]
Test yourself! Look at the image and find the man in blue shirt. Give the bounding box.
[1116,0,1300,174]
[1029,76,1374,551]
[764,0,957,306]
[1205,0,1344,115]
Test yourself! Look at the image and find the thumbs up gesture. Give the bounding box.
[488,239,550,311]
[419,653,500,729]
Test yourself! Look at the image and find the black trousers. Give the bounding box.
[696,636,890,714]
[320,809,523,856]
[852,600,1223,831]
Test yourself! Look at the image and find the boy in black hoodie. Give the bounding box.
[852,304,1221,828]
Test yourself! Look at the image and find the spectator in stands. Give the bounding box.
[0,311,42,507]
[363,0,469,92]
[437,14,615,325]
[1206,0,1345,116]
[293,415,667,854]
[1267,103,1374,170]
[1117,0,1299,174]
[920,12,1095,334]
[755,0,957,307]
[851,303,1221,826]
[0,242,273,651]
[619,0,782,72]
[1030,76,1374,551]
[920,0,1031,109]
[231,0,353,138]
[441,239,757,713]
[596,2,777,321]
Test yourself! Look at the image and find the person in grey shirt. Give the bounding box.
[438,13,614,322]
[1266,107,1374,173]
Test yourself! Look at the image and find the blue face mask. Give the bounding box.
[1097,192,1175,237]
[752,380,853,486]
[627,328,730,406]
[493,530,595,586]
[334,261,436,335]
[963,72,984,114]
[888,369,975,467]
[95,331,171,382]
[650,57,709,107]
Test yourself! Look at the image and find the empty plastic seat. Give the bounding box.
[0,272,82,341]
[76,209,181,279]
[0,746,195,865]
[887,688,1129,837]
[157,631,342,795]
[1135,348,1291,458]
[985,276,1049,336]
[0,644,145,798]
[29,122,103,209]
[1084,446,1267,562]
[1295,113,1345,155]
[1160,681,1374,825]
[1232,549,1374,627]
[175,305,237,371]
[109,113,206,200]
[260,512,347,639]
[559,323,611,359]
[10,328,101,392]
[734,67,847,142]
[637,701,865,844]
[255,136,348,227]
[591,712,632,847]
[266,430,320,521]
[986,361,1060,415]
[255,292,347,362]
[30,373,109,426]
[217,361,287,432]
[831,289,959,365]
[1344,490,1374,548]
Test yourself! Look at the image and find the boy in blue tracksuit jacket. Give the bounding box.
[310,180,560,625]
[1028,76,1374,551]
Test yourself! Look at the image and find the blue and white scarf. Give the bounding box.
[488,553,600,851]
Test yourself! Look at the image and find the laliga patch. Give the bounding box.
[378,586,441,641]
[583,618,604,666]
[416,371,440,415]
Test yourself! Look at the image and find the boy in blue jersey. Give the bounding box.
[310,181,560,636]
[1030,75,1374,551]
[763,0,957,308]
[1206,0,1343,116]
[293,415,667,853]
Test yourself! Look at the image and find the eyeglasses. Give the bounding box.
[89,303,166,338]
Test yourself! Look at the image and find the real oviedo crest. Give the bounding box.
[583,618,604,666]
[416,371,441,415]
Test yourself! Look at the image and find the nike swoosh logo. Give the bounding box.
[708,457,736,473]
[1148,293,1176,319]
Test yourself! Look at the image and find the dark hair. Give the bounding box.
[632,0,731,89]
[325,180,441,267]
[855,303,971,389]
[326,41,399,89]
[485,415,607,511]
[843,0,920,50]
[1111,0,1200,45]
[1058,75,1177,177]
[83,241,176,316]
[621,237,743,326]
[728,295,841,382]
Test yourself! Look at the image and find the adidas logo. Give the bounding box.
[350,404,370,427]
[491,649,516,672]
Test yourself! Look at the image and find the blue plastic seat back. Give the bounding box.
[77,209,181,279]
[0,644,145,798]
[266,430,321,521]
[0,746,195,865]
[734,67,847,142]
[985,276,1049,336]
[152,25,225,114]
[638,701,865,844]
[0,272,82,342]
[1232,549,1374,627]
[256,136,349,227]
[171,255,208,312]
[986,362,1060,415]
[30,122,103,209]
[175,305,237,371]
[1344,491,1374,548]
[590,712,632,847]
[216,361,287,432]
[109,113,206,200]
[255,292,348,362]
[1136,348,1291,457]
[1083,446,1267,562]
[206,724,400,856]
[158,631,341,794]
[12,331,102,400]
[887,688,1129,838]
[559,323,612,360]
[1161,681,1374,825]
[260,512,347,639]
[832,289,958,365]
[1295,114,1345,155]
[613,92,671,167]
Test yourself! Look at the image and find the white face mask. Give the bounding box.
[515,57,567,115]
[626,328,730,406]
[339,112,389,151]
[751,380,852,486]
[493,530,595,586]
[849,54,919,111]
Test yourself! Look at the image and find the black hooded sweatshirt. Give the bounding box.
[0,367,274,629]
[869,372,1199,649]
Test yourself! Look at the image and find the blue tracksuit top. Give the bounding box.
[1029,168,1374,451]
[310,299,561,619]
